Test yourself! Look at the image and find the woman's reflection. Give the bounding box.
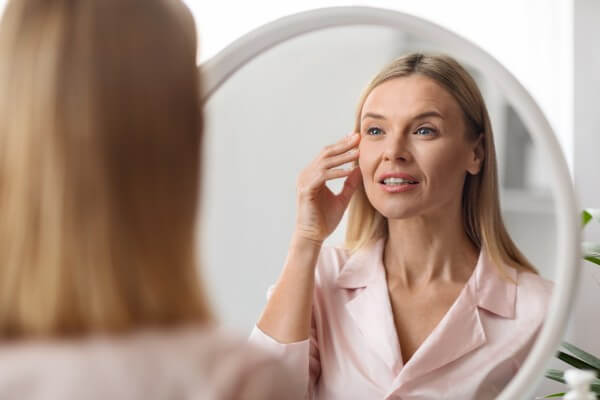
[249,53,553,400]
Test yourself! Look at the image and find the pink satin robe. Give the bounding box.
[249,238,553,399]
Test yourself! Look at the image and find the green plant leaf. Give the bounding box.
[587,384,600,396]
[583,242,600,258]
[584,210,593,227]
[542,393,565,398]
[562,341,600,370]
[585,256,600,266]
[557,351,600,372]
[582,242,600,265]
[546,369,566,384]
[583,209,600,227]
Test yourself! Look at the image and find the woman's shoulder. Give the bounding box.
[314,243,353,283]
[514,269,554,320]
[489,270,554,368]
[0,325,291,400]
[516,270,554,299]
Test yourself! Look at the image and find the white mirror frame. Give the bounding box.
[199,6,580,399]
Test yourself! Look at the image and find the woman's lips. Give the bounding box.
[379,181,419,193]
[378,172,418,182]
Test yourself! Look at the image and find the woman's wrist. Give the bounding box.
[283,231,323,274]
[291,230,324,251]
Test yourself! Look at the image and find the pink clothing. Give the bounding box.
[249,239,553,400]
[0,324,292,400]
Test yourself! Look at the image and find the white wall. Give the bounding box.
[532,1,600,397]
[569,0,600,389]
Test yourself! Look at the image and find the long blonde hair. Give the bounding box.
[345,53,538,278]
[0,0,212,338]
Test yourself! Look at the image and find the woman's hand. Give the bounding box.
[294,133,362,244]
[256,133,361,342]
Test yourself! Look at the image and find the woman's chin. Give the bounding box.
[377,206,422,221]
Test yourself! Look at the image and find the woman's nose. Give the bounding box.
[382,133,412,162]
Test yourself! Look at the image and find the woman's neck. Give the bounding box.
[383,207,479,290]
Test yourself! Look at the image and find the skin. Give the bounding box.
[257,74,484,364]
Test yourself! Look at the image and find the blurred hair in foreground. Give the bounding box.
[0,0,212,338]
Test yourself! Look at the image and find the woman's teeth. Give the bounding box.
[382,177,417,185]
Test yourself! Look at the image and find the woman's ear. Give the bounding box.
[466,134,485,175]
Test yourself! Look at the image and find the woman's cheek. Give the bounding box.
[425,149,467,191]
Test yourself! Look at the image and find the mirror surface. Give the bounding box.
[199,25,557,396]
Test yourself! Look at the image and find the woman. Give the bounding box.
[0,0,291,398]
[250,53,553,399]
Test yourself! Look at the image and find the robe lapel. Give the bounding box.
[336,240,518,390]
[390,247,518,389]
[390,284,486,387]
[336,239,402,372]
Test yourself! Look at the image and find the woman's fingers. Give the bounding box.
[323,165,359,181]
[322,148,359,169]
[299,133,361,195]
[320,132,360,158]
[294,135,362,242]
[302,165,357,193]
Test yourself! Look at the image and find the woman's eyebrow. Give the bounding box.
[362,112,386,121]
[361,110,444,121]
[413,110,444,120]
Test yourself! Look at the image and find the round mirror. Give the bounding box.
[198,7,579,399]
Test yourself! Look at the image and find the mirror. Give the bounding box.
[198,7,578,400]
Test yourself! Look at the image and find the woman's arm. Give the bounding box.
[256,132,361,343]
[256,234,322,343]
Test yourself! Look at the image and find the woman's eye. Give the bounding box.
[415,127,436,136]
[367,127,383,136]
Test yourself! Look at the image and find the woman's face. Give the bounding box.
[358,74,483,220]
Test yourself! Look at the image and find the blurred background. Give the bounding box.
[200,22,561,398]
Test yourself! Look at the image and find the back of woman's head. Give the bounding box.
[0,0,211,338]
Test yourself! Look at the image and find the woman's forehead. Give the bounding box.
[361,75,461,121]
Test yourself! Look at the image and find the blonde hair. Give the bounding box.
[0,0,212,338]
[345,53,538,278]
